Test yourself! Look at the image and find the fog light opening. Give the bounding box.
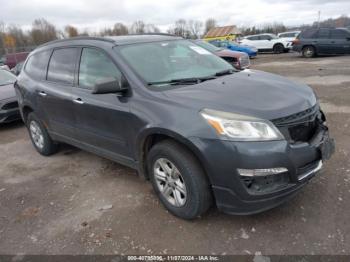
[237,167,288,177]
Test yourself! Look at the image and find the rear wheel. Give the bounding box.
[302,46,316,58]
[27,113,58,156]
[273,44,284,54]
[148,140,213,219]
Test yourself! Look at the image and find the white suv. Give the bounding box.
[239,33,290,53]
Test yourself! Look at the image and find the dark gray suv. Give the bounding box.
[15,35,335,219]
[293,28,350,58]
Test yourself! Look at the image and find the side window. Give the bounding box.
[25,50,51,80]
[331,29,348,39]
[300,30,317,39]
[317,29,330,39]
[78,48,122,90]
[260,35,271,40]
[247,36,259,41]
[47,48,79,85]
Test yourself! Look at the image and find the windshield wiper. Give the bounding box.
[214,69,235,77]
[148,76,216,86]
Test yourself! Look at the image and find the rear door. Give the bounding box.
[39,47,79,138]
[330,29,350,54]
[258,35,273,50]
[315,28,332,54]
[72,47,133,160]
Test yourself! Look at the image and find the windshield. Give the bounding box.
[118,40,233,87]
[0,69,16,86]
[194,40,222,53]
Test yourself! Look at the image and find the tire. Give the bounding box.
[27,112,58,156]
[147,140,213,219]
[273,44,284,54]
[302,46,316,58]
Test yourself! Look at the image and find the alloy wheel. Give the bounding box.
[29,121,44,149]
[153,158,187,207]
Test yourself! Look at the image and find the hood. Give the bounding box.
[162,70,316,120]
[0,83,16,101]
[216,49,243,58]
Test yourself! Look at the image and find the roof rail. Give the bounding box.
[127,33,179,37]
[37,36,115,48]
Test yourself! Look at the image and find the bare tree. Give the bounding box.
[130,20,145,34]
[168,19,190,38]
[31,19,57,45]
[188,20,203,39]
[112,23,129,35]
[144,24,160,33]
[65,25,78,38]
[204,18,217,35]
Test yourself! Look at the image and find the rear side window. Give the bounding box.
[317,29,330,39]
[25,50,51,80]
[259,35,271,40]
[331,29,348,39]
[300,29,317,39]
[47,48,79,85]
[78,48,122,90]
[247,36,259,41]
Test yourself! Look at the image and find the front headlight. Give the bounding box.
[200,109,284,141]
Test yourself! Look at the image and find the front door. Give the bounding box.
[72,47,133,162]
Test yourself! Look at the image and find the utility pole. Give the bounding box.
[317,11,321,28]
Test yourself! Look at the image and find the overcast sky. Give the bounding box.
[1,0,349,32]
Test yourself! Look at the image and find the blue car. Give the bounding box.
[208,40,258,58]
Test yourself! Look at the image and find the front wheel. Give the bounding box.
[273,44,284,54]
[27,113,58,156]
[148,140,213,219]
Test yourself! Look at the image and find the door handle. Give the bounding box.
[73,98,84,105]
[38,91,47,97]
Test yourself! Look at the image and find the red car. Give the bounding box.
[4,52,29,69]
[194,40,250,70]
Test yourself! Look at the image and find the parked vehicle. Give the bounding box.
[193,40,250,70]
[293,28,350,58]
[11,61,24,76]
[16,35,334,219]
[0,69,21,123]
[208,40,257,58]
[278,31,301,49]
[240,33,290,53]
[4,52,29,69]
[278,31,301,41]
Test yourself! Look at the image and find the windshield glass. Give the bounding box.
[118,40,233,87]
[194,40,222,52]
[0,69,16,86]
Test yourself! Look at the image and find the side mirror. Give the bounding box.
[92,77,128,95]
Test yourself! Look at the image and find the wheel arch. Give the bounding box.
[21,104,34,124]
[137,128,210,182]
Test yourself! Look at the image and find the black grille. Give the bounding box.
[2,101,19,110]
[272,105,323,143]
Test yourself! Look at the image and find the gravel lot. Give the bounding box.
[0,52,349,256]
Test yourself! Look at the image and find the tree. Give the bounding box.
[65,25,78,38]
[130,21,145,34]
[112,23,129,35]
[204,18,217,35]
[168,19,190,38]
[31,19,57,45]
[188,20,203,39]
[145,24,160,33]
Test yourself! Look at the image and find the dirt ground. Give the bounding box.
[0,52,349,256]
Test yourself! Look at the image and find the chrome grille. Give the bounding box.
[239,55,250,69]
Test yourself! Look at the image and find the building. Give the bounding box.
[203,25,241,41]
